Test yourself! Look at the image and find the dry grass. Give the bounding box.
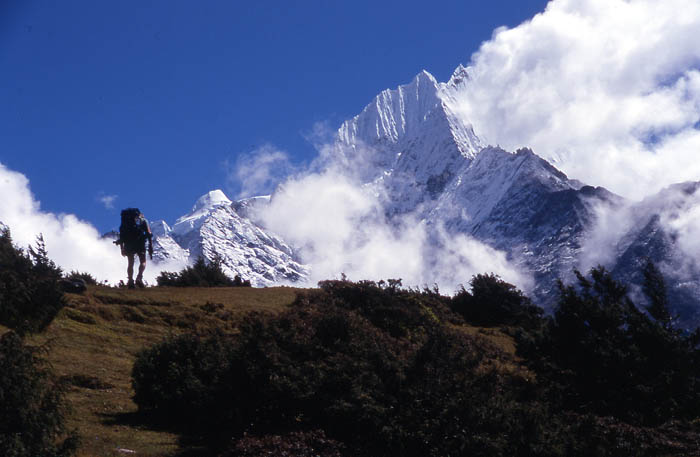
[26,285,299,457]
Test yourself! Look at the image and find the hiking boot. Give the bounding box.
[135,278,145,288]
[127,279,135,289]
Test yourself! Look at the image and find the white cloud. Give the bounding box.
[98,193,118,210]
[577,199,636,272]
[457,0,700,201]
[578,182,700,283]
[0,162,175,285]
[227,144,295,199]
[260,166,532,293]
[452,0,700,287]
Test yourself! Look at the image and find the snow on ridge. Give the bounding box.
[337,69,443,148]
[192,189,232,212]
[171,190,233,236]
[152,189,307,287]
[447,64,469,88]
[149,220,172,237]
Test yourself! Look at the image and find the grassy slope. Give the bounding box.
[10,285,518,457]
[26,285,299,457]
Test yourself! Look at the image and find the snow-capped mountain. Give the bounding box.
[151,65,700,324]
[335,67,482,217]
[151,190,307,287]
[325,69,622,304]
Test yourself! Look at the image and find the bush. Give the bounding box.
[64,270,98,286]
[133,274,700,456]
[156,257,251,287]
[518,265,700,425]
[132,279,566,457]
[0,331,78,457]
[222,430,346,457]
[452,273,543,328]
[0,229,66,335]
[131,331,239,428]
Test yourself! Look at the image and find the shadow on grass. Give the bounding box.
[100,410,227,457]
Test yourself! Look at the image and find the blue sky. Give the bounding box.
[1,0,548,233]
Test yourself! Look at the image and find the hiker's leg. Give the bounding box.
[136,252,147,283]
[127,254,135,281]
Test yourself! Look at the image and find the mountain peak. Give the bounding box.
[192,190,232,212]
[149,220,172,237]
[447,64,469,87]
[413,69,438,85]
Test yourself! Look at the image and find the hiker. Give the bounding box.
[115,208,153,289]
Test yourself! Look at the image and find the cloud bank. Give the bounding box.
[458,0,700,201]
[0,163,180,284]
[258,156,532,293]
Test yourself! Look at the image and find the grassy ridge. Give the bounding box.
[25,285,299,457]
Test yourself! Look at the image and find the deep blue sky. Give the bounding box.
[1,0,549,233]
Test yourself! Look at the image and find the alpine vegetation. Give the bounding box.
[0,227,78,457]
[0,229,66,335]
[132,269,700,456]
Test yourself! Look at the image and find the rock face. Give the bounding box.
[151,66,700,325]
[428,146,621,304]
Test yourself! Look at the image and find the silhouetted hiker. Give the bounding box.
[115,208,153,289]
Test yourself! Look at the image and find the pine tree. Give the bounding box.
[642,259,672,327]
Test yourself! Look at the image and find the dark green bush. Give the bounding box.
[64,270,98,286]
[518,265,700,425]
[0,331,78,457]
[317,278,462,338]
[131,331,239,428]
[133,273,700,455]
[222,430,346,457]
[452,273,543,328]
[0,229,66,335]
[132,279,567,457]
[156,257,251,287]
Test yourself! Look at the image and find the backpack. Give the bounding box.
[119,208,145,244]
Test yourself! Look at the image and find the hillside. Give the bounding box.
[6,273,700,456]
[22,286,299,457]
[18,284,518,457]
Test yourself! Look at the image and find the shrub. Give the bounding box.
[156,257,251,287]
[64,270,98,286]
[222,430,346,457]
[0,331,78,457]
[452,273,543,328]
[518,265,700,425]
[132,280,566,457]
[317,278,462,338]
[131,331,239,428]
[0,229,66,335]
